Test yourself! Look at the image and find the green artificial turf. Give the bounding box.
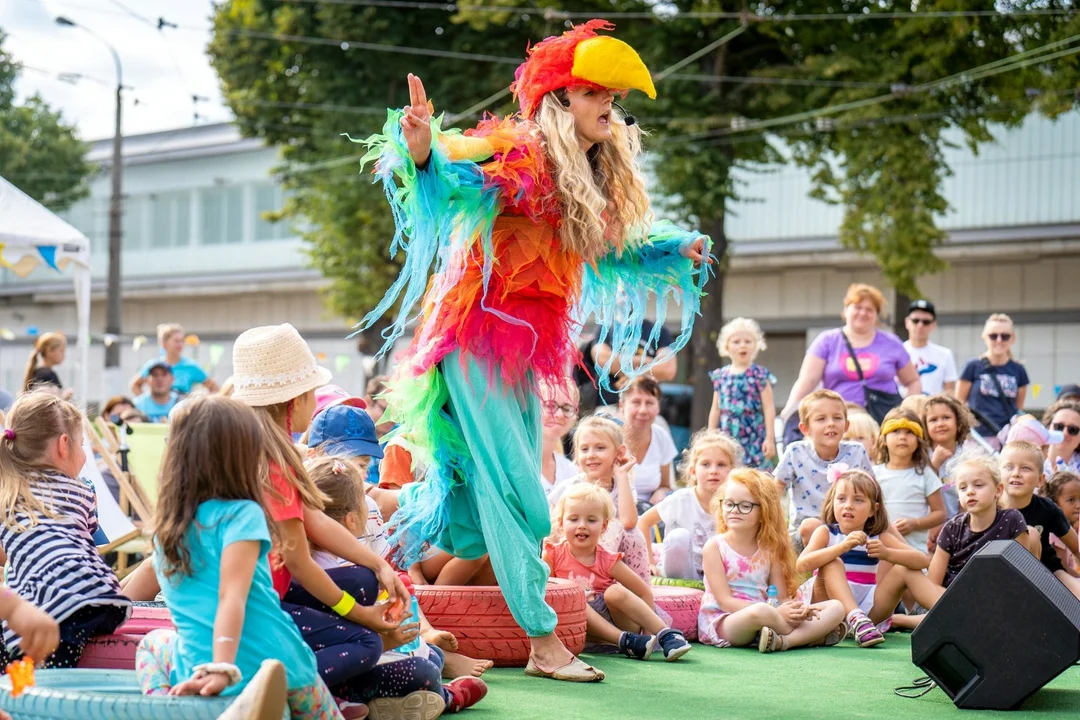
[470,634,1080,719]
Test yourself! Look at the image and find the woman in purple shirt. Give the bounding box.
[781,283,922,425]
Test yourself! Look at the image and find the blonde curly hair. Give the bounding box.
[535,93,652,261]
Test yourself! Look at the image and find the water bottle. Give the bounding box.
[394,597,423,653]
[767,585,779,608]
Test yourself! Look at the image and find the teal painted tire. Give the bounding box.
[0,669,235,720]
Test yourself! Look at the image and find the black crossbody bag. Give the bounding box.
[841,331,903,424]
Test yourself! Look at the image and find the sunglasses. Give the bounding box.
[987,333,1012,342]
[908,318,934,326]
[1053,422,1080,437]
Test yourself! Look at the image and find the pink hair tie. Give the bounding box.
[3,428,15,441]
[826,462,849,485]
[332,459,347,475]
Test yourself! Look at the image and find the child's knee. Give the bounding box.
[604,583,631,606]
[798,518,823,542]
[817,599,845,621]
[664,527,691,551]
[747,602,778,625]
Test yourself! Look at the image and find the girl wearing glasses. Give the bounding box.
[957,314,1029,444]
[698,468,845,652]
[1043,400,1080,475]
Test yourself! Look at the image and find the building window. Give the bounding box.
[149,191,190,248]
[200,186,243,245]
[253,183,291,241]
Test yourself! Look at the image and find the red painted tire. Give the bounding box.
[416,579,586,667]
[652,586,703,642]
[79,604,174,670]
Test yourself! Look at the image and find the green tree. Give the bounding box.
[0,31,91,210]
[209,1,1079,426]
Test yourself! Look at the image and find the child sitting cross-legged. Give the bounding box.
[305,455,488,713]
[699,468,846,652]
[774,390,874,550]
[638,430,740,581]
[544,483,692,662]
[796,466,929,648]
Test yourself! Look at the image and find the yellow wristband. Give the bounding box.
[331,591,357,617]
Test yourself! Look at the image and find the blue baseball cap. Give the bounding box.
[307,404,383,459]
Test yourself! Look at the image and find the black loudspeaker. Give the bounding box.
[911,539,1080,710]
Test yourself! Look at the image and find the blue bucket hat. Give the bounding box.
[307,404,383,459]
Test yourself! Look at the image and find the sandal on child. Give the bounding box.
[367,690,445,720]
[524,656,605,682]
[758,627,787,653]
[216,660,287,720]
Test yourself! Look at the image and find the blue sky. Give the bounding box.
[1,0,233,140]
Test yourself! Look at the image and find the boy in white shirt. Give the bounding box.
[903,299,958,396]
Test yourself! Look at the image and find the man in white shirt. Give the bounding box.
[903,299,958,396]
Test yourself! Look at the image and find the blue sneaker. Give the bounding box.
[657,628,692,662]
[618,631,657,660]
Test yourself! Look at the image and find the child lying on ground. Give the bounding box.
[699,468,846,652]
[544,483,691,662]
[796,467,929,648]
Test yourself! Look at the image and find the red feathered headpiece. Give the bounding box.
[511,19,655,120]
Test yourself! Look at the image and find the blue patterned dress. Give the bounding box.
[710,363,773,469]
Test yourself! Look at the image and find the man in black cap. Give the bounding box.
[1058,384,1080,402]
[904,299,958,396]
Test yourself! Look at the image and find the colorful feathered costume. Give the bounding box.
[355,20,710,637]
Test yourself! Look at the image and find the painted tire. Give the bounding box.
[416,579,586,667]
[652,586,704,642]
[79,602,175,671]
[0,669,237,720]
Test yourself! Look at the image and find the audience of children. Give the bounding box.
[550,415,650,582]
[707,318,776,469]
[698,468,846,652]
[639,430,740,581]
[545,484,692,662]
[796,467,929,648]
[0,393,131,668]
[871,408,946,554]
[1045,470,1080,576]
[774,389,874,549]
[617,377,678,508]
[1000,441,1080,599]
[842,411,879,463]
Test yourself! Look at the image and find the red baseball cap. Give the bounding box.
[313,384,366,418]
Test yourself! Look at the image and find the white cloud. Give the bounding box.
[1,0,233,140]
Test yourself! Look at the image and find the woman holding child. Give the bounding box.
[781,283,922,427]
[353,20,710,681]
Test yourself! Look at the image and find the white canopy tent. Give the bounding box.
[0,175,92,404]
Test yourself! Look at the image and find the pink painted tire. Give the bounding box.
[79,604,174,670]
[416,579,586,667]
[652,586,703,642]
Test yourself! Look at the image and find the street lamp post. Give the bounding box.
[56,16,124,396]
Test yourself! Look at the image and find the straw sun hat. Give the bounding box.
[231,323,332,407]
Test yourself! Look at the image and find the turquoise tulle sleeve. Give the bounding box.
[349,110,501,355]
[578,219,712,391]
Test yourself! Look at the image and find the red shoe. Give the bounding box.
[335,697,369,720]
[444,676,488,713]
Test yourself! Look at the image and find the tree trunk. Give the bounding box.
[893,290,911,341]
[690,215,727,430]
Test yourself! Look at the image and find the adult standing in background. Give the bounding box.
[22,332,73,399]
[780,283,921,426]
[903,299,958,396]
[130,323,219,396]
[956,313,1028,441]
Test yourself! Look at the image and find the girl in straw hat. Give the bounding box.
[230,324,445,718]
[354,20,711,681]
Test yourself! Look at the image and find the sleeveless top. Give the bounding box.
[826,523,878,587]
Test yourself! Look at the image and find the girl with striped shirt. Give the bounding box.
[796,466,928,648]
[0,393,130,667]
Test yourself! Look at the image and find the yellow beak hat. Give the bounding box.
[510,19,656,120]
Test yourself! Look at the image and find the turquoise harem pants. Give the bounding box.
[431,350,558,638]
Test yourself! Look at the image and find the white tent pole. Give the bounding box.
[73,266,92,410]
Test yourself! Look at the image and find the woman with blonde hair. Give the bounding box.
[23,332,72,398]
[354,20,711,681]
[130,323,219,396]
[957,313,1029,444]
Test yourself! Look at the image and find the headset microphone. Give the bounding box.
[612,101,636,126]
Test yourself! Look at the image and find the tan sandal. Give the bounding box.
[524,656,605,682]
[216,660,287,720]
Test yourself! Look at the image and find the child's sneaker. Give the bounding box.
[847,609,885,648]
[656,628,692,662]
[618,630,657,660]
[757,626,787,653]
[444,676,488,713]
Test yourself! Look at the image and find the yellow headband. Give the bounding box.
[880,418,924,440]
